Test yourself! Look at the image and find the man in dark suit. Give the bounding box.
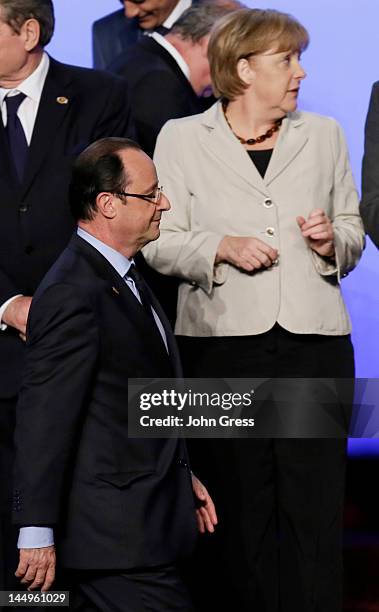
[93,0,192,70]
[0,0,133,590]
[362,81,379,247]
[13,137,216,610]
[110,3,236,158]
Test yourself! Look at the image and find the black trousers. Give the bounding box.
[68,566,195,612]
[0,397,19,594]
[178,324,355,612]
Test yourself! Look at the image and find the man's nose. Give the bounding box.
[159,193,171,212]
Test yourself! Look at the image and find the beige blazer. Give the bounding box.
[143,102,364,337]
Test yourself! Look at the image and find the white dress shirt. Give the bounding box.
[162,0,191,28]
[0,52,50,330]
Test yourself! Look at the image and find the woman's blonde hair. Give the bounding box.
[208,8,309,101]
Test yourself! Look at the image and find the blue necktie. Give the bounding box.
[5,92,28,181]
[126,264,155,321]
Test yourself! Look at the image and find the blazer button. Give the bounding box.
[265,227,275,237]
[24,245,34,255]
[263,198,273,208]
[179,458,188,468]
[19,204,28,213]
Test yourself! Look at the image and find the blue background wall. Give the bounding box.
[47,1,379,450]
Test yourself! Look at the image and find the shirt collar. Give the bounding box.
[163,0,191,28]
[0,51,49,107]
[77,226,133,278]
[149,32,190,80]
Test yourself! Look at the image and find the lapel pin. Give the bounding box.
[112,286,120,295]
[56,96,69,105]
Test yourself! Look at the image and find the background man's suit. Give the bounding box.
[92,9,141,71]
[13,233,197,607]
[110,36,204,157]
[362,81,379,247]
[0,56,133,589]
[110,35,207,327]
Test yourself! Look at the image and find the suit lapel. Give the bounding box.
[264,113,308,185]
[0,118,18,185]
[145,286,183,377]
[21,57,73,198]
[199,103,268,196]
[70,235,175,370]
[143,38,199,105]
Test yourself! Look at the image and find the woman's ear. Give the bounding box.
[237,57,255,86]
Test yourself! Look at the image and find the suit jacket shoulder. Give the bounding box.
[110,37,202,156]
[92,9,140,70]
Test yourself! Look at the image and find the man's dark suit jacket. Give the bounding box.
[0,57,133,400]
[92,9,141,71]
[362,81,379,247]
[110,36,204,158]
[13,234,197,569]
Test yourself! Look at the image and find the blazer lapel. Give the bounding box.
[70,235,173,368]
[145,286,183,376]
[0,118,18,185]
[21,57,73,198]
[264,113,308,186]
[144,38,199,105]
[199,103,268,197]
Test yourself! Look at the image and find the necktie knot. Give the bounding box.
[126,264,141,284]
[5,92,26,117]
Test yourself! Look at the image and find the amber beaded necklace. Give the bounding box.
[222,100,284,146]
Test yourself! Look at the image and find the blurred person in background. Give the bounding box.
[144,8,364,612]
[93,0,195,70]
[109,2,240,327]
[361,81,379,247]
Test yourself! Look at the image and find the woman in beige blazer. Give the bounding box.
[144,8,364,612]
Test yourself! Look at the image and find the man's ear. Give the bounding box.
[237,57,254,86]
[20,19,41,52]
[96,192,117,219]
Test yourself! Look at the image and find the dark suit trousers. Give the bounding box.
[178,324,354,612]
[68,566,195,612]
[0,398,19,592]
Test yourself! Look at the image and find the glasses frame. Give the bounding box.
[113,185,163,205]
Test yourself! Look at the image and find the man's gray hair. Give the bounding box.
[0,0,55,47]
[170,1,243,43]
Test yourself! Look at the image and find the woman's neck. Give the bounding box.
[225,96,284,138]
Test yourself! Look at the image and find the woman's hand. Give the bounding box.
[296,209,335,258]
[216,236,279,271]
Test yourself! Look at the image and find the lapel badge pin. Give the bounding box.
[56,96,69,105]
[112,286,120,296]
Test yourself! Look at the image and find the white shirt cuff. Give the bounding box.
[18,527,54,549]
[0,294,23,331]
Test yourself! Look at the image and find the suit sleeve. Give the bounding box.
[0,268,22,306]
[311,118,365,280]
[93,75,136,141]
[143,121,228,295]
[361,83,379,247]
[131,71,193,157]
[13,283,99,526]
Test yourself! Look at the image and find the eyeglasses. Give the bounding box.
[113,185,163,204]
